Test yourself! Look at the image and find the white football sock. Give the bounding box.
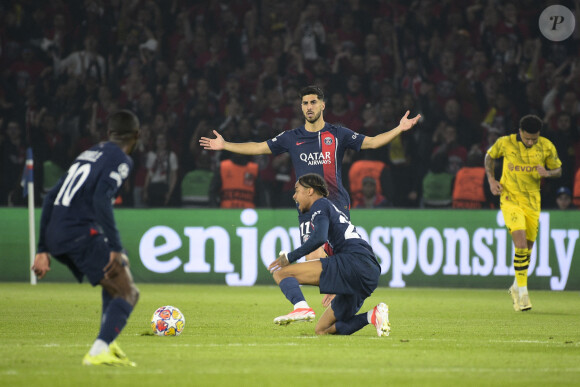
[518,286,528,297]
[294,301,309,310]
[88,339,109,356]
[367,310,374,324]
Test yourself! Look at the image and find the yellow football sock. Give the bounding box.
[514,248,529,288]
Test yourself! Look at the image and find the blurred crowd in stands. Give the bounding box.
[1,0,579,209]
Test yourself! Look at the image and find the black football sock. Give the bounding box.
[334,314,368,335]
[97,298,133,344]
[279,277,306,305]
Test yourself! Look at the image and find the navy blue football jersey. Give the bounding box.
[288,198,374,263]
[39,142,133,255]
[267,123,365,212]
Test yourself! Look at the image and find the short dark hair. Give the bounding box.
[108,110,140,142]
[519,114,542,134]
[299,85,325,101]
[297,173,329,197]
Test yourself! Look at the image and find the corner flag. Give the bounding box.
[21,147,34,197]
[21,147,37,284]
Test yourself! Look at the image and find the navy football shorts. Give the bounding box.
[319,252,380,321]
[52,234,110,286]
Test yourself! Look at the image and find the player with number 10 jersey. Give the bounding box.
[33,110,140,367]
[38,141,133,258]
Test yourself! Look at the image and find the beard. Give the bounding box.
[304,110,322,124]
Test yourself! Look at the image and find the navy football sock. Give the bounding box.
[97,298,133,344]
[279,277,306,305]
[335,313,368,335]
[101,288,113,323]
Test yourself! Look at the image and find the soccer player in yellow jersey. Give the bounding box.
[485,115,562,311]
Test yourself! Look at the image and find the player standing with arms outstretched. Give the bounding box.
[200,85,420,261]
[485,114,562,311]
[32,110,140,366]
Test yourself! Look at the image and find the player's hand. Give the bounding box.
[489,179,503,195]
[104,251,129,279]
[199,130,225,151]
[321,294,335,308]
[32,252,51,279]
[399,110,421,131]
[536,165,550,177]
[268,251,290,273]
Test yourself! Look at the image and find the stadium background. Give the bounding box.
[1,1,579,288]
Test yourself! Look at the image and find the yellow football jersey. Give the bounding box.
[487,133,561,211]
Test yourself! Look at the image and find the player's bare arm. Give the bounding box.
[32,252,51,279]
[537,165,562,178]
[199,130,271,155]
[484,153,502,195]
[361,110,421,149]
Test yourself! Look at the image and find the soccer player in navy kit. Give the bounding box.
[200,85,420,255]
[268,173,390,336]
[32,110,140,366]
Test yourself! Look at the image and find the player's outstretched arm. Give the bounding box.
[199,130,225,150]
[199,130,272,155]
[361,110,421,149]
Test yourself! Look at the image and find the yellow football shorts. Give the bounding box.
[500,200,539,242]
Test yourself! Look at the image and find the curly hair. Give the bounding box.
[519,114,542,134]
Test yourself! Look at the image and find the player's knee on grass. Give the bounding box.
[315,307,337,335]
[314,320,335,335]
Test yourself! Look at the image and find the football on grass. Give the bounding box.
[151,306,185,336]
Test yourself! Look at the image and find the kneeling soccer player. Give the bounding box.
[268,173,390,336]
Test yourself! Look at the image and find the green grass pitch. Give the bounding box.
[1,283,579,387]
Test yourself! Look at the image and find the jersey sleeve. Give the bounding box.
[94,154,133,251]
[486,136,505,159]
[267,131,291,155]
[339,126,365,151]
[287,201,329,263]
[106,155,133,196]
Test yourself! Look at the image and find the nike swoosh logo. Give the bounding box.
[296,142,306,146]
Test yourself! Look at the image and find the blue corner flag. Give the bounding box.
[21,147,34,197]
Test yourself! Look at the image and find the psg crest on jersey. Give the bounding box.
[324,137,333,145]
